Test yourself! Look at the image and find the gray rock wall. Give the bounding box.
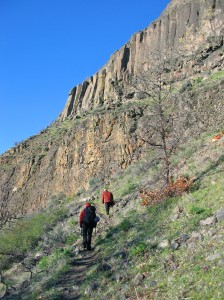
[60,0,224,120]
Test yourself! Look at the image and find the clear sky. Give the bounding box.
[0,0,170,155]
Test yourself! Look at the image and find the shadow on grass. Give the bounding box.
[5,251,99,300]
[96,196,178,252]
[194,154,224,183]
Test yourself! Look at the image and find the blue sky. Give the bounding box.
[0,0,170,155]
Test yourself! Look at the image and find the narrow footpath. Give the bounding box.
[56,250,98,299]
[55,207,112,299]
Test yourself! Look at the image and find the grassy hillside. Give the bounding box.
[0,132,224,299]
[80,134,224,300]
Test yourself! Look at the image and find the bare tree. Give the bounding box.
[125,54,181,184]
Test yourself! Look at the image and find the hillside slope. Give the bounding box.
[0,132,223,299]
[0,0,224,217]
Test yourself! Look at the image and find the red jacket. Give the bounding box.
[102,190,113,204]
[79,203,93,225]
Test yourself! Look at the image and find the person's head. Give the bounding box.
[85,202,91,207]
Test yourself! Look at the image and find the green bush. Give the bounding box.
[130,243,147,257]
[189,205,212,217]
[189,206,206,215]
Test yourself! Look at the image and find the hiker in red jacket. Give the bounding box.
[102,189,114,216]
[79,203,96,251]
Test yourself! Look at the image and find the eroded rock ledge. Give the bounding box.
[60,0,224,120]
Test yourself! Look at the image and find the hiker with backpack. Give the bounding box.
[102,188,115,217]
[79,202,97,251]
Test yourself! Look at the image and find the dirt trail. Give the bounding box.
[56,250,98,299]
[56,206,112,299]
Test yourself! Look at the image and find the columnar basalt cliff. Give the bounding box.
[0,0,223,216]
[60,0,224,119]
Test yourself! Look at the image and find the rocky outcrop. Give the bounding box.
[0,108,144,215]
[0,0,224,216]
[60,0,224,120]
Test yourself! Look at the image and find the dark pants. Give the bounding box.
[82,224,93,250]
[105,202,112,215]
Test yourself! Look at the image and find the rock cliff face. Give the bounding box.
[60,0,224,120]
[0,0,223,216]
[0,108,145,215]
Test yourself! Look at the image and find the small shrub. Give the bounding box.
[140,176,195,206]
[189,206,206,215]
[189,205,212,219]
[130,243,147,257]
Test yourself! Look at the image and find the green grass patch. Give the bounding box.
[120,181,139,196]
[0,208,68,270]
[189,205,210,215]
[38,248,70,271]
[65,233,78,245]
[82,140,224,298]
[210,70,224,81]
[129,242,147,257]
